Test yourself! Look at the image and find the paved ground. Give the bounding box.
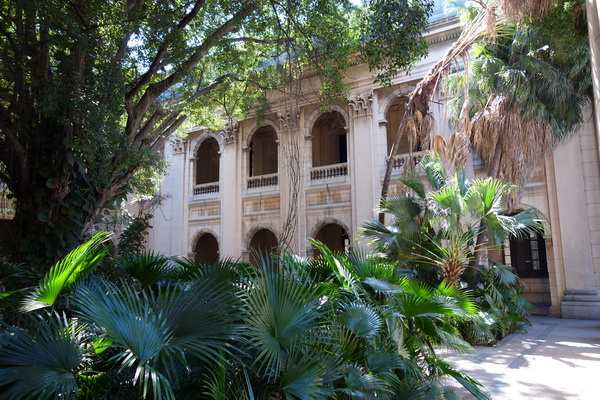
[442,316,600,399]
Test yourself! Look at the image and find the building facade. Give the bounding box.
[147,12,600,319]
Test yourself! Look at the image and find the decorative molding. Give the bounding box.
[170,137,186,154]
[219,120,239,144]
[348,90,374,117]
[277,107,300,131]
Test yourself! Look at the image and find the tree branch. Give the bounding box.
[126,0,207,102]
[126,2,258,138]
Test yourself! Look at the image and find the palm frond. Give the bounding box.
[116,251,177,286]
[339,301,383,339]
[72,275,242,400]
[0,312,84,400]
[21,231,111,312]
[241,266,328,376]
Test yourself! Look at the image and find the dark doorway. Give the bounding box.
[314,223,349,257]
[507,232,549,278]
[505,231,551,313]
[249,228,279,266]
[194,233,219,265]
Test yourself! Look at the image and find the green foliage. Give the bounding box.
[361,0,434,85]
[21,231,112,312]
[117,215,154,256]
[447,0,591,144]
[0,234,491,399]
[0,312,84,400]
[363,153,544,285]
[0,0,433,265]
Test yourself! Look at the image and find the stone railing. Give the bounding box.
[388,151,426,170]
[310,162,348,181]
[193,182,220,196]
[247,173,278,189]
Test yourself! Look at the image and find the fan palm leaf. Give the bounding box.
[72,275,242,400]
[116,251,177,286]
[241,265,328,376]
[0,312,84,400]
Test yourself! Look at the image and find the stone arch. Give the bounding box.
[309,218,351,257]
[310,111,348,167]
[244,121,279,177]
[245,225,280,266]
[190,229,220,265]
[377,86,415,122]
[242,119,279,149]
[188,130,222,159]
[304,105,349,140]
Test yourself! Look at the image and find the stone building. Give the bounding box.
[147,6,600,319]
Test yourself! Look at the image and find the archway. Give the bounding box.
[194,233,219,265]
[249,126,278,176]
[248,228,279,266]
[313,223,349,258]
[312,111,347,167]
[195,137,220,184]
[386,97,420,154]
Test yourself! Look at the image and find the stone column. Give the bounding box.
[219,121,241,258]
[553,121,600,318]
[277,109,302,253]
[348,91,377,248]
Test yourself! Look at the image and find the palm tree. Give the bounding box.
[364,153,543,286]
[448,4,591,190]
[379,0,591,217]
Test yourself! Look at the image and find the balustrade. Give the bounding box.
[193,183,220,196]
[388,151,426,169]
[247,173,278,189]
[310,163,348,181]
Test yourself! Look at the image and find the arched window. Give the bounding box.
[196,138,220,184]
[248,228,279,266]
[386,97,420,154]
[312,112,347,167]
[249,126,277,176]
[194,233,219,265]
[313,223,349,257]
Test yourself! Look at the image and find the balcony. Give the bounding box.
[247,173,278,189]
[388,151,426,170]
[193,183,220,196]
[310,163,348,181]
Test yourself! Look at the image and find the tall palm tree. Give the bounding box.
[379,0,591,218]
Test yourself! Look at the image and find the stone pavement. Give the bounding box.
[442,316,600,399]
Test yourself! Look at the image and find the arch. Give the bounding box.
[195,137,220,184]
[243,119,279,148]
[188,130,222,159]
[248,125,278,177]
[385,96,421,154]
[311,220,350,257]
[193,232,220,265]
[247,227,279,266]
[304,105,349,139]
[311,111,348,167]
[377,85,415,122]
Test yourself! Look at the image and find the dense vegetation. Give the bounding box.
[1,232,490,399]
